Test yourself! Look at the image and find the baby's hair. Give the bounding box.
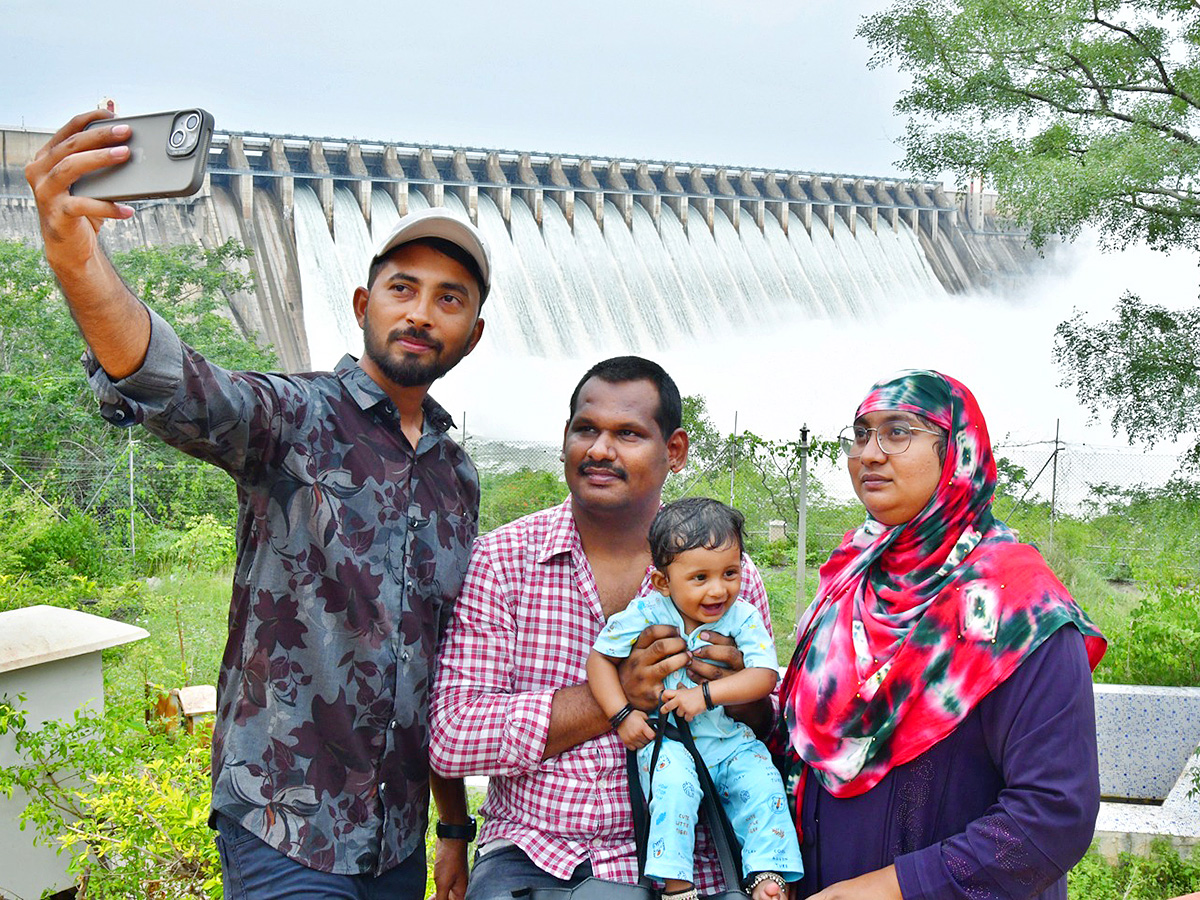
[649,497,745,571]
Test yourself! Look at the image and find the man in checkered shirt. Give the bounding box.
[429,356,778,900]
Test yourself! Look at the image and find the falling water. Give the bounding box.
[292,189,949,368]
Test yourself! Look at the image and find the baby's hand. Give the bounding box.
[617,709,656,750]
[659,686,707,722]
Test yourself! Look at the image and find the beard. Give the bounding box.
[362,312,471,388]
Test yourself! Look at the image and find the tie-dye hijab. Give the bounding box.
[778,370,1106,798]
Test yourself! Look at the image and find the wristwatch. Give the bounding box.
[435,817,477,841]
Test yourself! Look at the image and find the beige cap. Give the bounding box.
[371,208,491,294]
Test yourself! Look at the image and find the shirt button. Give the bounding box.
[380,781,388,793]
[389,719,398,730]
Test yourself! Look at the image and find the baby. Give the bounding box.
[586,497,802,900]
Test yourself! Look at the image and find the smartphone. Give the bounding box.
[71,109,214,201]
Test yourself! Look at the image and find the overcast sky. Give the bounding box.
[8,1,1200,461]
[4,0,910,178]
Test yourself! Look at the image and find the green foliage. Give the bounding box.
[860,2,1200,466]
[1098,577,1200,685]
[478,469,567,533]
[0,696,220,899]
[859,0,1200,251]
[1069,841,1200,899]
[0,238,275,580]
[1055,293,1200,465]
[157,514,237,574]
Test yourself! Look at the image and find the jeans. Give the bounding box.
[214,813,426,900]
[464,844,593,900]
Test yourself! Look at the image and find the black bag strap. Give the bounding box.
[626,710,745,893]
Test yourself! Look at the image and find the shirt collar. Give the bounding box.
[537,497,581,564]
[335,355,456,434]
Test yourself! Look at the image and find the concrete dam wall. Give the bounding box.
[0,126,1042,372]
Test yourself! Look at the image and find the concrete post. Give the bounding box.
[661,164,687,229]
[451,150,479,223]
[268,138,295,224]
[577,159,603,228]
[689,168,714,234]
[417,148,444,208]
[853,180,878,233]
[225,135,254,220]
[307,141,334,232]
[605,161,633,228]
[484,152,511,225]
[346,143,371,228]
[714,169,739,231]
[549,157,574,227]
[382,147,408,216]
[634,163,660,227]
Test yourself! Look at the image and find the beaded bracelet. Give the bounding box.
[609,703,635,729]
[702,681,715,711]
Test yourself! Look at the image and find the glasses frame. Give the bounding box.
[839,423,942,458]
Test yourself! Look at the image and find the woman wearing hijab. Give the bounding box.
[776,370,1107,900]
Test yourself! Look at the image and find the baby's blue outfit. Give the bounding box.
[593,591,803,886]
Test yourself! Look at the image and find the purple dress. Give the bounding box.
[796,626,1099,900]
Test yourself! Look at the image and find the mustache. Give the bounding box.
[578,461,627,480]
[388,327,443,353]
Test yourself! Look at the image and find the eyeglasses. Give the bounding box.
[838,423,941,458]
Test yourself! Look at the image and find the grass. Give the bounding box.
[102,570,231,705]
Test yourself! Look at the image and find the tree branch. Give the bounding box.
[1089,11,1200,110]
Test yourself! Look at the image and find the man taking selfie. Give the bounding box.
[27,109,487,900]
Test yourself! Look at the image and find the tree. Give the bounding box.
[860,1,1200,464]
[859,0,1200,250]
[1055,292,1200,465]
[0,238,275,527]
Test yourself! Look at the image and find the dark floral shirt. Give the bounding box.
[86,309,479,876]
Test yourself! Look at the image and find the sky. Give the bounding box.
[3,0,909,177]
[7,0,1200,468]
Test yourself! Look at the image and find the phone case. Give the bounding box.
[72,109,214,202]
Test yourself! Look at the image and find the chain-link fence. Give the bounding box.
[4,426,1197,585]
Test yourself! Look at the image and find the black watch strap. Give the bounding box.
[435,818,477,841]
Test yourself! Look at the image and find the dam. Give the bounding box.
[0,125,1040,373]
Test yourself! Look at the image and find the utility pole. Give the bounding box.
[729,412,738,507]
[793,424,809,637]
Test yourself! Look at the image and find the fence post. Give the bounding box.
[1049,419,1060,553]
[128,429,136,560]
[729,411,738,507]
[793,424,810,635]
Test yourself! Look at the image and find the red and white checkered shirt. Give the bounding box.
[429,498,774,891]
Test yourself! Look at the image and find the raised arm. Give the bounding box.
[26,110,150,378]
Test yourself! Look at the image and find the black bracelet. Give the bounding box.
[609,703,635,729]
[702,681,715,711]
[436,818,477,841]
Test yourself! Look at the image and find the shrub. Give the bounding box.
[479,469,566,533]
[156,515,237,574]
[0,696,219,899]
[1069,841,1200,899]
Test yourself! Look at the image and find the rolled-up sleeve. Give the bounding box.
[85,307,185,425]
[84,307,284,479]
[894,626,1100,899]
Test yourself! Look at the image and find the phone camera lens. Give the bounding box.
[185,113,200,130]
[170,129,186,148]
